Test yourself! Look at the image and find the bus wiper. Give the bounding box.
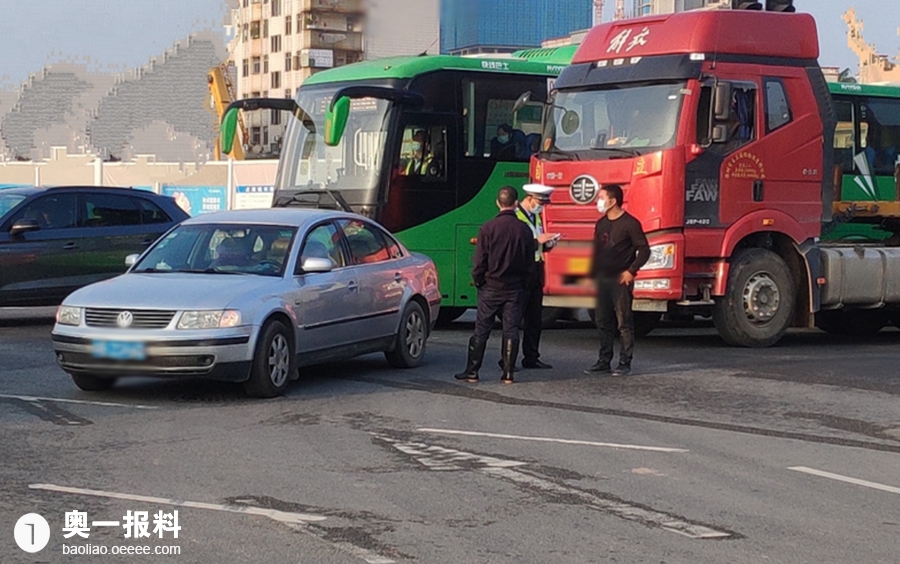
[273,189,352,212]
[588,147,642,158]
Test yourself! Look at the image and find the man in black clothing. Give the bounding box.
[584,184,650,376]
[455,186,536,384]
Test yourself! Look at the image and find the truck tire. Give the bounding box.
[816,309,888,336]
[713,248,794,348]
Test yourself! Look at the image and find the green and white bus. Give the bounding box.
[221,47,574,322]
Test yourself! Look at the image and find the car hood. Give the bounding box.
[64,273,282,310]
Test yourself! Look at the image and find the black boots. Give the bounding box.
[454,336,486,382]
[501,338,518,384]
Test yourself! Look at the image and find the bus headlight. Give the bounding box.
[641,244,675,270]
[634,279,671,291]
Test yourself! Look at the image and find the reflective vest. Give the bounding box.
[404,153,433,175]
[516,205,544,263]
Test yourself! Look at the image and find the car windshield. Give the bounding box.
[0,194,27,222]
[544,82,686,158]
[277,85,391,205]
[133,224,297,277]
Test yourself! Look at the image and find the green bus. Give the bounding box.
[221,48,574,323]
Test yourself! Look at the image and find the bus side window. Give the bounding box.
[859,98,900,177]
[463,76,548,162]
[832,100,855,179]
[397,125,447,182]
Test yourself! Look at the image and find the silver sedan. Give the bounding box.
[51,209,441,397]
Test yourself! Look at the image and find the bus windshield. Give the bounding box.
[544,82,686,158]
[278,85,391,204]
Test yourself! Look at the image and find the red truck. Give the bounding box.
[533,8,900,347]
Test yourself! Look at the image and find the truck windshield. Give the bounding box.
[544,82,686,158]
[278,85,391,205]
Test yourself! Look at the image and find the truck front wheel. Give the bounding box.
[713,248,794,348]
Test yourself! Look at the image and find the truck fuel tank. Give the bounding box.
[819,246,900,307]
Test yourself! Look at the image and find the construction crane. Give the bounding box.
[614,0,626,21]
[207,63,246,160]
[593,0,604,26]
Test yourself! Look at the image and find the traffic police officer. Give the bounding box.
[455,186,536,384]
[513,183,559,369]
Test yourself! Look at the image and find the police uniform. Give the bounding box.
[516,184,555,369]
[455,206,536,384]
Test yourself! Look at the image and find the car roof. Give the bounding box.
[0,185,164,198]
[181,208,366,229]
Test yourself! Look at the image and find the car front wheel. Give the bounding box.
[385,301,427,368]
[71,373,117,392]
[244,319,295,398]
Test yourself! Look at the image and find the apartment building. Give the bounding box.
[227,0,365,156]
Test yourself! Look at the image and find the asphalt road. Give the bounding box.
[1,309,899,563]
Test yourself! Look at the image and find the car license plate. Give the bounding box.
[92,340,146,361]
[567,258,591,275]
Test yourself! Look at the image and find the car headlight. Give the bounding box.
[177,310,241,330]
[634,279,671,291]
[56,306,83,326]
[641,244,676,271]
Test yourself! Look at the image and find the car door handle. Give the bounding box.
[348,281,358,291]
[62,242,78,250]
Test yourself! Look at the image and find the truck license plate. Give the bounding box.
[92,340,146,361]
[567,258,591,275]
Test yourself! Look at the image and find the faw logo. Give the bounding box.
[607,27,651,55]
[687,179,719,202]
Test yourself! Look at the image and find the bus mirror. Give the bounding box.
[714,82,733,121]
[325,96,351,147]
[513,91,532,113]
[220,108,239,155]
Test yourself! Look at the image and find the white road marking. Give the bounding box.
[417,428,688,453]
[375,435,732,539]
[29,484,327,524]
[290,523,396,564]
[0,394,157,410]
[788,466,900,495]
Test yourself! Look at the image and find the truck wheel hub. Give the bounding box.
[743,272,780,324]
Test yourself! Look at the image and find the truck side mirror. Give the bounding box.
[714,83,733,121]
[711,125,729,144]
[325,96,350,147]
[220,107,239,155]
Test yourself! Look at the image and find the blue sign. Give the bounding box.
[161,185,226,216]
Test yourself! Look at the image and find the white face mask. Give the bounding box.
[411,142,422,152]
[532,204,544,214]
[596,198,609,214]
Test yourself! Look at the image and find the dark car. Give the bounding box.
[0,186,189,306]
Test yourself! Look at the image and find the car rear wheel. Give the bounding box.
[386,301,427,368]
[71,373,117,392]
[244,319,295,398]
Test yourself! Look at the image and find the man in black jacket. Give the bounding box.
[455,186,536,384]
[584,184,650,377]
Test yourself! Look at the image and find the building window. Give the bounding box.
[285,16,292,35]
[243,0,249,7]
[271,109,281,125]
[263,126,269,146]
[263,19,268,38]
[271,71,281,89]
[284,52,292,71]
[251,126,261,146]
[250,21,260,39]
[242,24,248,42]
[271,35,281,53]
[242,58,249,77]
[284,89,291,99]
[252,57,260,74]
[252,91,261,99]
[263,55,269,74]
[271,0,280,17]
[296,14,302,34]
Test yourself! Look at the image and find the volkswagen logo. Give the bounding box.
[116,311,134,328]
[570,175,599,205]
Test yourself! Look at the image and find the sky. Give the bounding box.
[0,0,895,90]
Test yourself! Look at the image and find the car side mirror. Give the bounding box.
[125,254,140,267]
[301,257,334,274]
[9,218,40,236]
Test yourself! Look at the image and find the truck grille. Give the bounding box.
[84,308,176,329]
